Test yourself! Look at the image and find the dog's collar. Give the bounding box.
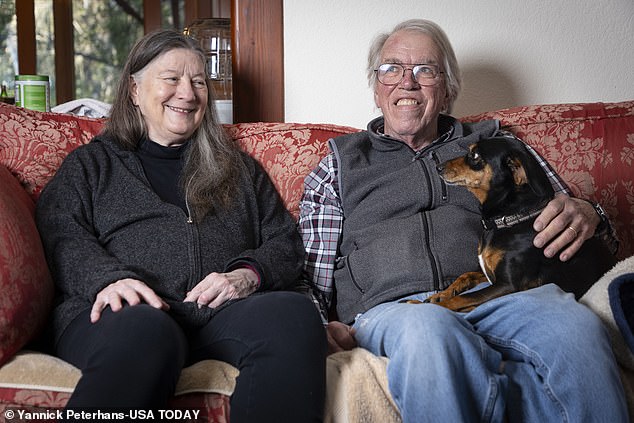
[482,203,548,231]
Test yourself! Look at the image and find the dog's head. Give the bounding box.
[438,137,554,214]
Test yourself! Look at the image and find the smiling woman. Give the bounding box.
[34,29,327,421]
[130,49,208,146]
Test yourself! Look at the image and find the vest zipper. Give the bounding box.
[413,147,444,291]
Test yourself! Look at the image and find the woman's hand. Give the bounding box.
[533,194,600,262]
[90,278,169,323]
[326,321,358,355]
[183,268,259,309]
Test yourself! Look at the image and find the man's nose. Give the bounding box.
[399,68,419,87]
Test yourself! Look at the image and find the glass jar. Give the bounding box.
[184,18,232,101]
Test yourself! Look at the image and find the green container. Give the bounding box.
[15,75,50,112]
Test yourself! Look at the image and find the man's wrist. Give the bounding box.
[590,201,609,232]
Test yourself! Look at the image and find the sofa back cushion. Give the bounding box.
[0,103,104,202]
[226,122,360,219]
[2,101,633,258]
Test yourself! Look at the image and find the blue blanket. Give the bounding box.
[610,273,634,354]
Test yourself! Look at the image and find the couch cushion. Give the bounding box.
[0,165,53,367]
[0,103,104,201]
[226,122,361,219]
[0,350,237,396]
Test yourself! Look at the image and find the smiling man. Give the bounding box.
[299,18,626,423]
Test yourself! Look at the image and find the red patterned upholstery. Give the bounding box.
[0,105,102,201]
[227,122,360,219]
[1,101,633,420]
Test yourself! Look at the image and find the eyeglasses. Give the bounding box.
[375,63,444,86]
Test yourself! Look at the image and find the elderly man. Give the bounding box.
[299,19,626,423]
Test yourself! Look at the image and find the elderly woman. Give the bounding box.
[36,30,326,422]
[299,19,627,422]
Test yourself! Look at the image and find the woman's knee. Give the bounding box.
[244,291,323,328]
[254,292,326,349]
[93,305,187,363]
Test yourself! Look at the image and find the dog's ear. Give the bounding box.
[508,149,554,198]
[507,157,528,186]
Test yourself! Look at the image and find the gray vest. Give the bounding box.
[331,115,499,323]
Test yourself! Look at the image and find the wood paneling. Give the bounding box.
[232,0,284,122]
[185,0,214,26]
[15,0,36,74]
[53,0,75,104]
[143,0,163,32]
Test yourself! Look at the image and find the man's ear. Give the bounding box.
[130,76,139,106]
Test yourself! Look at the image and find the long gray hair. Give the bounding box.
[103,29,243,220]
[366,19,461,113]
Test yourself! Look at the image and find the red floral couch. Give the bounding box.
[0,101,633,422]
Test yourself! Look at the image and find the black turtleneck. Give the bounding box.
[136,138,188,212]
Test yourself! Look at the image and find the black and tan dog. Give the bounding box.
[412,136,616,312]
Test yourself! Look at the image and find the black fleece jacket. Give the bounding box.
[35,134,304,345]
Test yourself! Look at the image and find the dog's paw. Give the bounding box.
[425,291,456,304]
[398,299,424,304]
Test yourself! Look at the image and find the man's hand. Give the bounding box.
[183,268,259,309]
[533,194,600,261]
[326,321,358,355]
[91,278,169,323]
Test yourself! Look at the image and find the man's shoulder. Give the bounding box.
[331,129,370,144]
[328,130,370,156]
[459,118,500,137]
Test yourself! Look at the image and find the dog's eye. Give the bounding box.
[469,150,482,164]
[467,150,484,169]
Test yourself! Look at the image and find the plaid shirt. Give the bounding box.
[298,130,617,322]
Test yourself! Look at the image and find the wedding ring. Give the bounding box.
[567,226,578,238]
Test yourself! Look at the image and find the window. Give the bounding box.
[1,0,197,107]
[2,0,282,123]
[72,0,146,103]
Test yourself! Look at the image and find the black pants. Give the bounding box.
[56,291,327,423]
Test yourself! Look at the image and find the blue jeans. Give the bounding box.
[352,284,628,423]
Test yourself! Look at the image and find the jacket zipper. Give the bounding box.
[186,217,202,292]
[184,171,197,224]
[413,147,443,291]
